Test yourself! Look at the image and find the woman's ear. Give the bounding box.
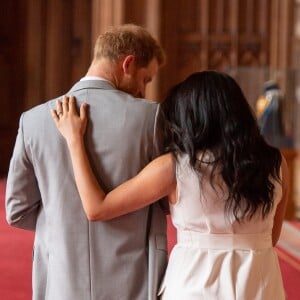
[122,55,135,74]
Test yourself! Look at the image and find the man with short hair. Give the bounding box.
[6,24,167,300]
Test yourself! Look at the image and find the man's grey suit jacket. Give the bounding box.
[5,80,168,300]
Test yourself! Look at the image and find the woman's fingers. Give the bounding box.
[56,99,63,114]
[51,98,64,125]
[80,102,88,121]
[50,95,88,140]
[51,109,59,123]
[69,95,78,114]
[51,95,85,122]
[62,95,69,113]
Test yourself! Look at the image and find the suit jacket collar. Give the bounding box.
[67,80,116,94]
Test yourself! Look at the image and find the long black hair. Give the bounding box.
[159,71,282,221]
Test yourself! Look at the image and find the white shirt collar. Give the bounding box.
[80,76,115,88]
[80,76,107,81]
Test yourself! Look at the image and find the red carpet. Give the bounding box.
[0,178,34,300]
[1,178,299,299]
[276,221,300,300]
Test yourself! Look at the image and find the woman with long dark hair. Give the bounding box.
[52,71,288,299]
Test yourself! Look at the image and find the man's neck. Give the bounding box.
[86,59,120,87]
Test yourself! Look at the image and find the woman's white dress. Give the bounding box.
[159,153,286,300]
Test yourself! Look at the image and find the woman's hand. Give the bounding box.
[51,95,88,146]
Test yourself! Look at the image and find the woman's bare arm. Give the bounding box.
[51,96,176,221]
[272,154,289,246]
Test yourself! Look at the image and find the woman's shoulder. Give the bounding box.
[151,153,176,173]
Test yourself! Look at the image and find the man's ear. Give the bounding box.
[122,55,135,74]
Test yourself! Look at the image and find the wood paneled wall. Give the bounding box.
[26,0,92,108]
[159,0,294,101]
[0,1,27,175]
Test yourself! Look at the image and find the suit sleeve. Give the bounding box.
[153,104,165,158]
[5,113,41,231]
[152,104,170,215]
